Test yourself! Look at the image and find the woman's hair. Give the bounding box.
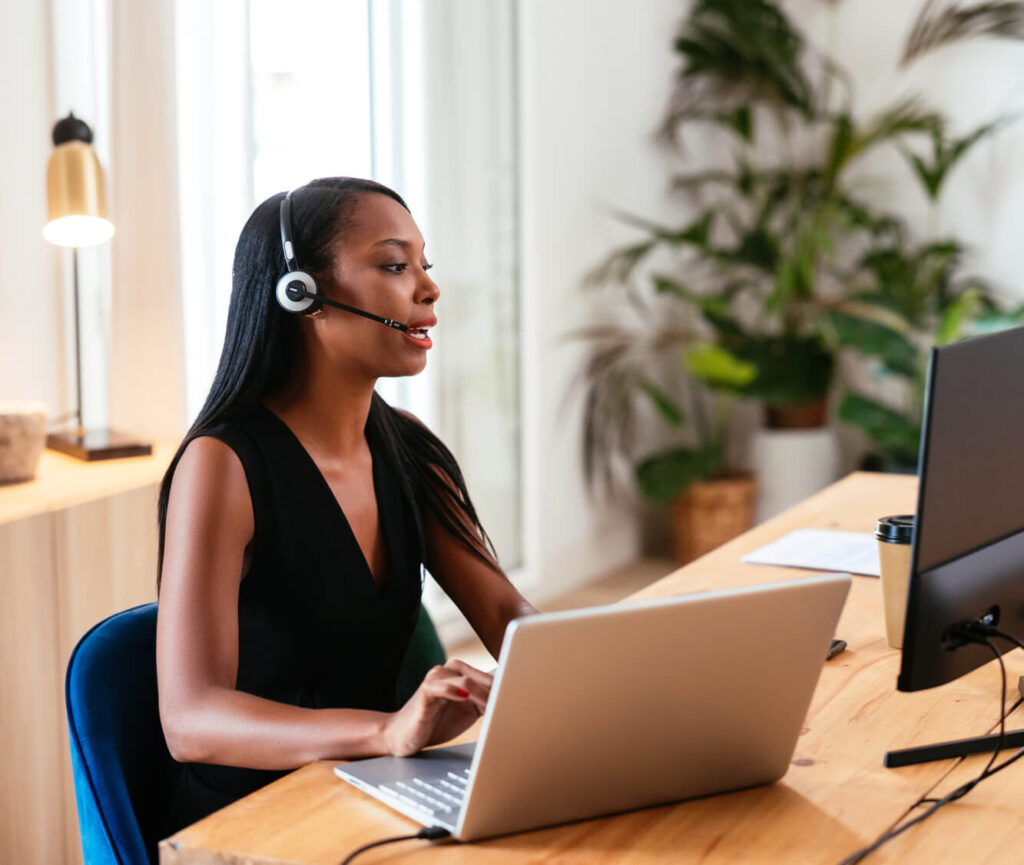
[156,177,498,589]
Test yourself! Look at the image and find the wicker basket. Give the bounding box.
[672,473,756,564]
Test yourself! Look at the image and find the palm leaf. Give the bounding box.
[660,0,818,142]
[902,1,1024,66]
[825,100,943,183]
[902,119,1009,201]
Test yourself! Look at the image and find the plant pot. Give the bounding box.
[750,425,839,522]
[765,399,828,429]
[672,473,755,564]
[0,401,48,483]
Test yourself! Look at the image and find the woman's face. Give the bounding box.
[309,192,440,380]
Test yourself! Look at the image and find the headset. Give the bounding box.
[274,189,409,332]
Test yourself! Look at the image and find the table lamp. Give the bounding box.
[44,112,151,460]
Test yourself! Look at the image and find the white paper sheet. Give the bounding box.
[742,529,880,577]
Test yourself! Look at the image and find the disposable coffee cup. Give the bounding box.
[875,515,914,649]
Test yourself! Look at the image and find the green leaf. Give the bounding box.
[651,274,740,333]
[719,105,753,141]
[729,334,835,406]
[829,310,918,377]
[825,113,855,180]
[635,444,724,503]
[838,392,921,465]
[669,212,714,245]
[635,378,686,427]
[902,119,1007,202]
[652,275,696,300]
[902,2,1024,66]
[936,287,985,345]
[733,227,779,270]
[670,170,738,194]
[584,240,657,287]
[905,150,944,199]
[685,344,758,390]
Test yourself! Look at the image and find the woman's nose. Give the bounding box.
[418,269,440,305]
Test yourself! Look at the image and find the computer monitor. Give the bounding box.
[898,324,1024,693]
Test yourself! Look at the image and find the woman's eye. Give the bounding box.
[383,262,433,273]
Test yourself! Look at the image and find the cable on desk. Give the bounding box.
[339,825,451,864]
[837,632,1022,865]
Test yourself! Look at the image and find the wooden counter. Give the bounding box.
[0,444,175,865]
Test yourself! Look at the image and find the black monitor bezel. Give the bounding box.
[898,329,1024,691]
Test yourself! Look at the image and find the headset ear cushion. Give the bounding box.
[275,271,321,314]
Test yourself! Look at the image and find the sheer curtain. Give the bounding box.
[50,0,187,441]
[176,0,522,636]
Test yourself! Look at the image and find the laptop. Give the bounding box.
[335,572,851,841]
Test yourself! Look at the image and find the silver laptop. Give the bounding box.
[335,572,851,841]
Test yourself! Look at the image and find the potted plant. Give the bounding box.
[576,320,758,562]
[834,232,1021,470]
[576,0,1024,545]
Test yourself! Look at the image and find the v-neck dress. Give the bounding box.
[167,402,424,832]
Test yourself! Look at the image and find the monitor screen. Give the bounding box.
[914,327,1024,574]
[900,325,1024,692]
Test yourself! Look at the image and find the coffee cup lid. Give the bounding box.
[875,514,914,543]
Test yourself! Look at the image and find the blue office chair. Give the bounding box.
[66,602,446,865]
[65,603,178,865]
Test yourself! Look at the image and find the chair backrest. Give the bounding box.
[66,601,446,864]
[398,603,447,702]
[65,603,179,865]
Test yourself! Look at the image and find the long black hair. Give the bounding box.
[157,177,498,589]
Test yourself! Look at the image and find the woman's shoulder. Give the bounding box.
[168,435,254,538]
[176,406,271,497]
[191,405,270,460]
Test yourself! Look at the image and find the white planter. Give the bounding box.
[750,426,839,523]
[0,401,48,483]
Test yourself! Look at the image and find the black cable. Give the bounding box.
[837,633,1015,865]
[339,826,451,865]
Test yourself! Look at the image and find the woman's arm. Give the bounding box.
[404,415,538,658]
[157,436,488,769]
[423,501,537,659]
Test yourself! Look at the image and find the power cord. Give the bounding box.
[340,825,451,865]
[837,630,1023,865]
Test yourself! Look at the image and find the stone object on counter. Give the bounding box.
[0,401,49,483]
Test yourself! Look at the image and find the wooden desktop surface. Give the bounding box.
[160,472,1024,864]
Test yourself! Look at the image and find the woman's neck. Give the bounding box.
[263,357,376,460]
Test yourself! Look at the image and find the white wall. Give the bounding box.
[516,0,683,599]
[513,0,1024,597]
[0,0,59,412]
[108,0,187,441]
[802,0,1024,298]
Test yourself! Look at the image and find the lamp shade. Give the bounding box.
[44,131,114,248]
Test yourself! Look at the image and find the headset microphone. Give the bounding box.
[281,283,409,330]
[274,190,410,333]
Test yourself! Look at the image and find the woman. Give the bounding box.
[156,177,537,830]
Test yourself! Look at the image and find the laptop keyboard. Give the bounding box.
[378,768,470,817]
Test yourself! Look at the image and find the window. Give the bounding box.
[177,1,522,616]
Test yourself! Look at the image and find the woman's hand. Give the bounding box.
[384,660,493,757]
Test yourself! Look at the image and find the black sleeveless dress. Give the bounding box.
[166,402,424,831]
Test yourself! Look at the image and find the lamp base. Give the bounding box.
[47,428,153,461]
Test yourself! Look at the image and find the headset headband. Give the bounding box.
[279,190,299,272]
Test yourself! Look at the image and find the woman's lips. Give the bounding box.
[403,316,436,349]
[403,326,433,349]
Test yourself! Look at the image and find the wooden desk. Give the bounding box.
[0,445,175,865]
[160,472,1024,864]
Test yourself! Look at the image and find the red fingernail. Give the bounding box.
[456,688,470,698]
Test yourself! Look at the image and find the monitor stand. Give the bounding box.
[884,675,1024,768]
